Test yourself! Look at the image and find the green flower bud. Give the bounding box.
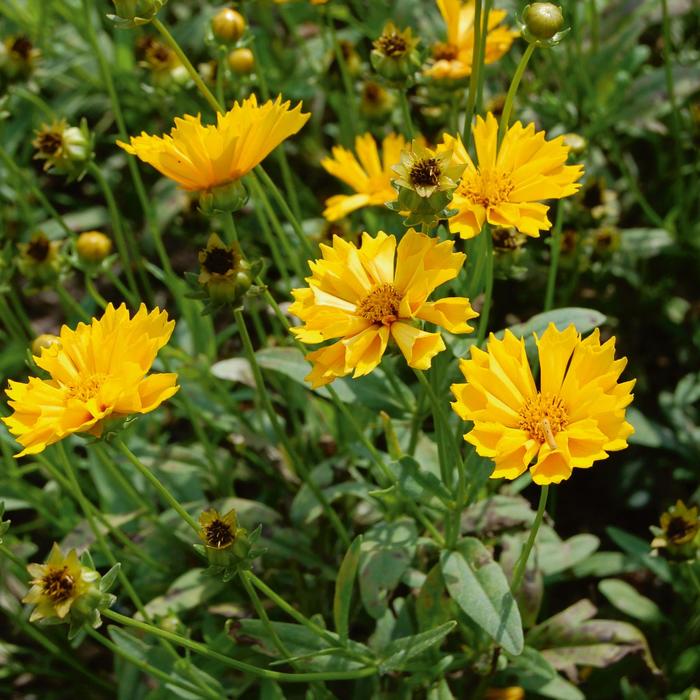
[520,3,568,46]
[197,234,254,307]
[108,0,168,27]
[17,233,65,291]
[199,179,249,214]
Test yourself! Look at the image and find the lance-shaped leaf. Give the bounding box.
[334,535,363,642]
[441,537,524,655]
[380,621,457,672]
[527,599,660,682]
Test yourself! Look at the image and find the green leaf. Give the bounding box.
[333,535,363,642]
[416,564,454,633]
[427,679,456,700]
[500,308,607,341]
[626,407,676,449]
[509,648,584,700]
[144,568,225,617]
[461,495,536,534]
[606,526,671,582]
[598,578,665,624]
[441,537,524,655]
[395,455,453,505]
[359,519,417,619]
[539,534,600,576]
[380,621,457,671]
[254,347,355,401]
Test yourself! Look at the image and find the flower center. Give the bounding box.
[203,247,237,275]
[518,393,568,448]
[42,567,75,602]
[376,33,408,57]
[11,36,33,59]
[358,284,402,325]
[458,169,514,208]
[410,158,442,189]
[666,516,697,544]
[432,42,459,61]
[27,237,51,261]
[66,373,108,402]
[204,519,235,548]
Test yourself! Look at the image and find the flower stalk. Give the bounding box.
[511,485,549,593]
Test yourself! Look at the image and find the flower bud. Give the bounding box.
[523,3,564,39]
[76,231,113,263]
[197,508,252,569]
[371,22,421,84]
[108,0,168,27]
[561,132,587,155]
[32,334,61,356]
[227,47,254,75]
[211,8,246,43]
[359,80,395,120]
[651,500,700,561]
[32,119,92,179]
[18,233,65,290]
[0,35,40,80]
[199,179,249,214]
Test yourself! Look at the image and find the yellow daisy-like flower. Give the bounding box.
[290,229,478,388]
[199,508,241,551]
[117,94,310,192]
[23,543,99,622]
[440,113,584,239]
[451,324,634,485]
[3,304,178,457]
[426,0,516,81]
[321,133,406,221]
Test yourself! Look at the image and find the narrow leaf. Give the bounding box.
[333,535,363,642]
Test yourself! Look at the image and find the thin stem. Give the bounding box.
[543,202,565,311]
[152,18,221,114]
[86,628,217,699]
[114,438,200,534]
[399,90,414,139]
[234,309,350,547]
[475,228,494,346]
[56,286,90,322]
[511,485,549,594]
[498,43,536,146]
[85,275,108,309]
[87,162,140,299]
[462,0,482,147]
[475,0,493,113]
[103,609,377,682]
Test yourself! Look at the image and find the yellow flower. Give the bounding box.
[117,94,310,192]
[321,133,406,221]
[199,508,241,551]
[290,229,478,387]
[23,543,98,622]
[652,500,700,549]
[440,113,584,239]
[3,304,178,457]
[451,324,634,485]
[425,0,516,81]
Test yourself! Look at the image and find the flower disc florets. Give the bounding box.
[32,119,92,179]
[651,500,700,560]
[371,22,421,83]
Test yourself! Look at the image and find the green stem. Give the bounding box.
[0,542,26,568]
[152,18,221,114]
[325,10,357,145]
[589,0,599,53]
[114,438,200,534]
[475,0,493,113]
[543,202,565,311]
[234,309,350,547]
[86,628,217,699]
[85,275,108,309]
[0,146,73,238]
[462,0,483,146]
[511,485,549,594]
[56,286,90,322]
[103,609,377,682]
[498,43,536,146]
[399,90,414,139]
[475,228,494,346]
[87,162,140,299]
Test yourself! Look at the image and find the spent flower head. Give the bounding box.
[32,119,92,180]
[0,35,40,79]
[651,500,700,560]
[17,232,65,291]
[196,507,261,576]
[371,22,421,83]
[23,544,117,637]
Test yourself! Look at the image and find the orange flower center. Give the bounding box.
[358,284,402,325]
[432,42,459,61]
[518,393,568,448]
[459,169,514,207]
[66,373,108,402]
[41,566,75,602]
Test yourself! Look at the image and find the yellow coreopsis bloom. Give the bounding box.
[451,324,634,485]
[23,544,98,622]
[3,304,178,457]
[426,0,516,80]
[290,229,478,388]
[321,133,406,221]
[440,113,584,239]
[117,94,309,192]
